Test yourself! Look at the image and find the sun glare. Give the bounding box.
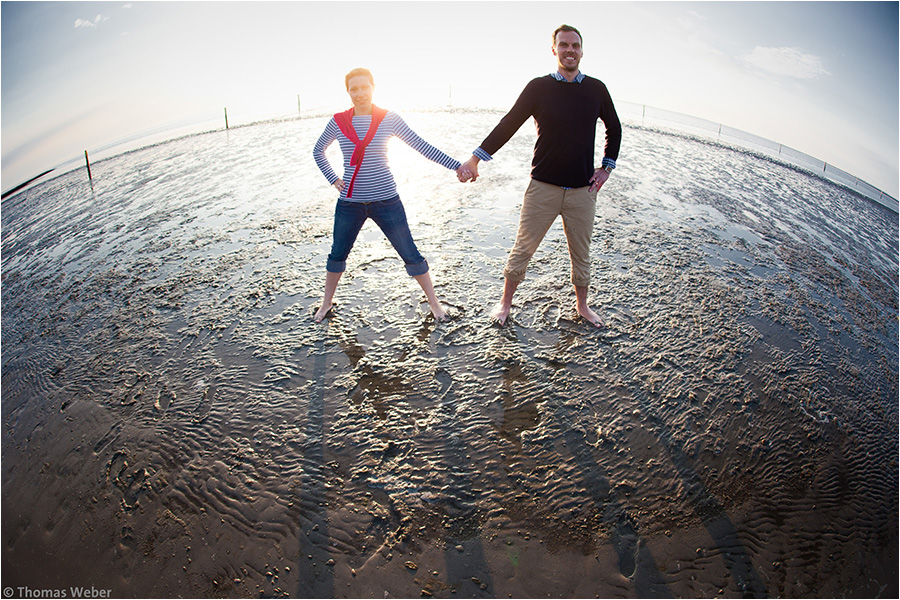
[1,2,896,198]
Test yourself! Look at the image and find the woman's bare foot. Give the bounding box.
[413,272,450,322]
[314,302,333,323]
[430,302,448,322]
[315,272,342,323]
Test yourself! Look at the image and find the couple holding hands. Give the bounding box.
[312,24,621,328]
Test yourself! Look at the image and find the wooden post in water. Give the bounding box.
[84,150,93,182]
[224,107,229,129]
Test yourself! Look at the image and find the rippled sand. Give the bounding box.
[2,110,897,598]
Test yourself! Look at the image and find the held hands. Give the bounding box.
[456,156,480,183]
[589,168,610,193]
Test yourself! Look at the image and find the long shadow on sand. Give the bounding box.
[496,324,672,597]
[294,336,335,597]
[627,382,768,596]
[504,318,767,597]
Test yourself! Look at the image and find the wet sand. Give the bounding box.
[2,110,897,598]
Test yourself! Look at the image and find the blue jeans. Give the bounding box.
[327,196,429,277]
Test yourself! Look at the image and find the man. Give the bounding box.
[459,24,622,327]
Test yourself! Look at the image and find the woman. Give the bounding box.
[312,68,466,323]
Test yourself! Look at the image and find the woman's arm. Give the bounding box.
[313,119,342,184]
[390,113,462,171]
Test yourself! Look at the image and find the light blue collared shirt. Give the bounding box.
[551,70,586,83]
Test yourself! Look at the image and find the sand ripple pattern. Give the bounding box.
[2,110,896,597]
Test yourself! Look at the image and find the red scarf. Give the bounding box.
[333,105,388,198]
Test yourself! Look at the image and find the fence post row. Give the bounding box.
[53,98,895,212]
[628,101,896,212]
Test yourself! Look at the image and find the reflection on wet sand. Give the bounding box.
[2,111,897,598]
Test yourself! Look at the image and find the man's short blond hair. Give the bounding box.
[552,24,583,45]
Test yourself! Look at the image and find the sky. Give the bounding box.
[2,1,898,198]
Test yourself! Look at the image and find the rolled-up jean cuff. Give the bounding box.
[328,258,428,277]
[326,259,347,274]
[405,259,429,277]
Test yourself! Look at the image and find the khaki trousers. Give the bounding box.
[503,179,597,287]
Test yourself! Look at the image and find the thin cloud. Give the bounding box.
[74,14,109,29]
[742,46,830,79]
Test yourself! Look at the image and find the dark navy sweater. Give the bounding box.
[479,74,622,188]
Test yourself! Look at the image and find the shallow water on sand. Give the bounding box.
[2,109,897,598]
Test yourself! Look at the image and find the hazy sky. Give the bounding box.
[2,1,898,198]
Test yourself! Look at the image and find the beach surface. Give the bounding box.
[2,109,897,598]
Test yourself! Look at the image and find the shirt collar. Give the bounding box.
[552,70,585,83]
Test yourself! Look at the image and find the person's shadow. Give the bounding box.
[293,333,336,598]
[493,324,671,596]
[501,319,767,597]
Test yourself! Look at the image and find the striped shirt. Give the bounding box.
[314,111,461,202]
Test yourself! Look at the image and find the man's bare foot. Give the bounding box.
[576,303,604,328]
[314,302,333,323]
[490,303,512,325]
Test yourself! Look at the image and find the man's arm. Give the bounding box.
[590,80,622,192]
[457,78,540,183]
[598,82,622,167]
[479,78,540,156]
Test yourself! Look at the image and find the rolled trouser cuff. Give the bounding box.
[405,259,429,277]
[571,276,590,288]
[502,266,528,283]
